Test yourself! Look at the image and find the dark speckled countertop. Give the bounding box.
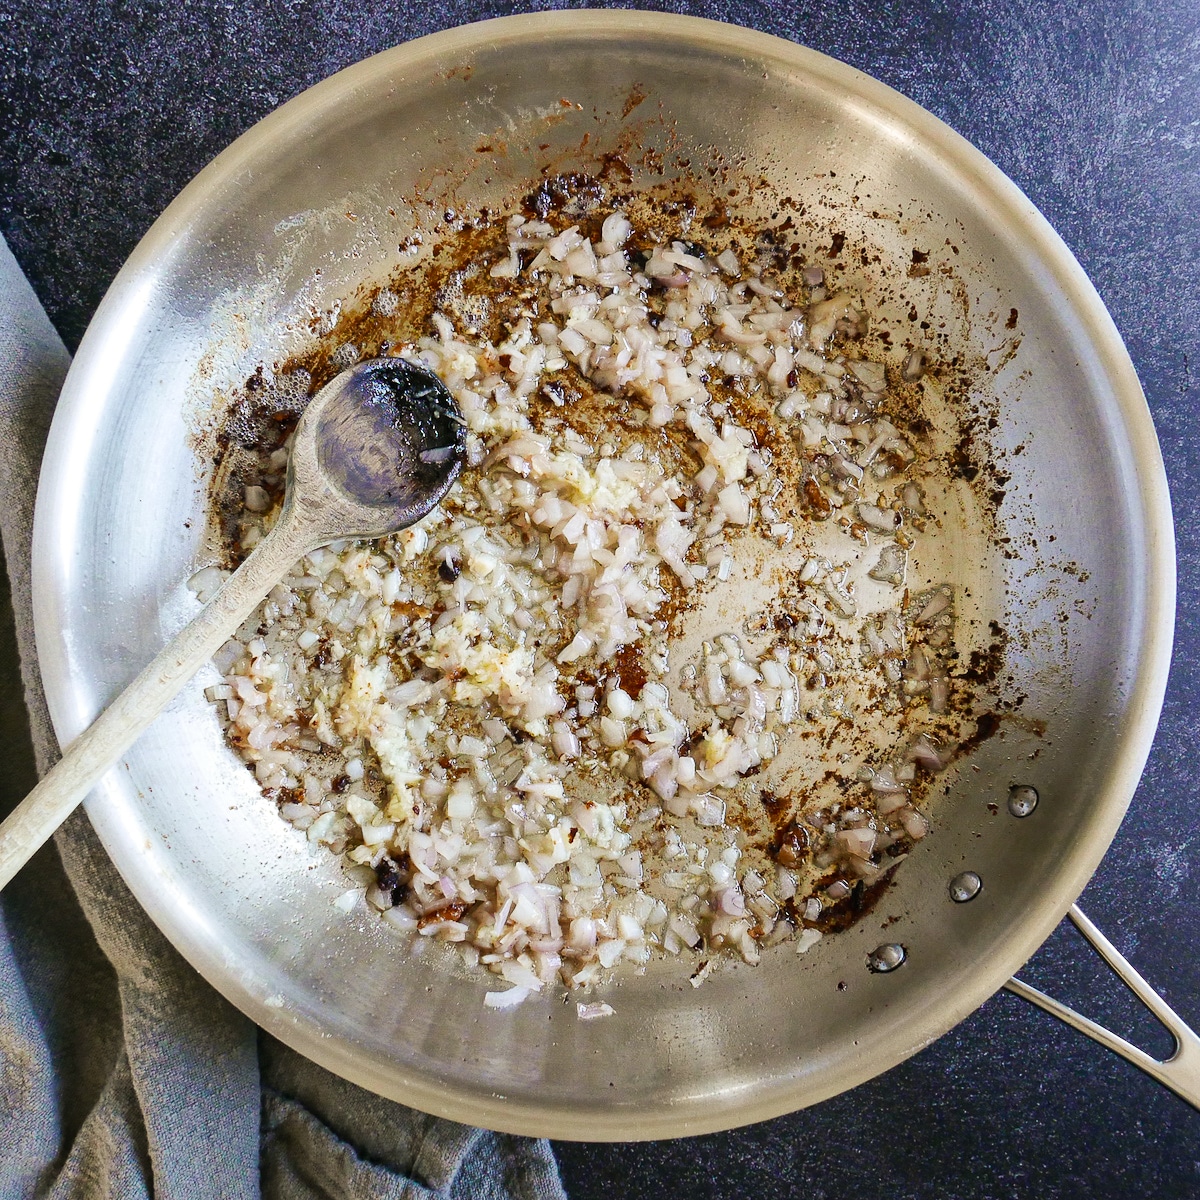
[3,2,1199,1196]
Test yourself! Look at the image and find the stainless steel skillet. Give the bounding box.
[30,12,1178,1138]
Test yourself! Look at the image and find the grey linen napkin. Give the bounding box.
[0,232,568,1200]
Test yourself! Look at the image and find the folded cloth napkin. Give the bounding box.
[0,232,567,1200]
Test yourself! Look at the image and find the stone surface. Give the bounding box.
[2,1,1198,1195]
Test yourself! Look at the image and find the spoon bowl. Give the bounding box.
[302,357,466,536]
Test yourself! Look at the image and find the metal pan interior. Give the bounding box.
[31,12,1173,1140]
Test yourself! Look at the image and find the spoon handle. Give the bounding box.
[0,506,312,891]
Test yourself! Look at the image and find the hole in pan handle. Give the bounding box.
[1005,906,1200,1111]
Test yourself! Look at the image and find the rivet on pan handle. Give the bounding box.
[1005,906,1200,1111]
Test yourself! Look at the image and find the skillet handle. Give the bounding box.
[1005,905,1200,1111]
